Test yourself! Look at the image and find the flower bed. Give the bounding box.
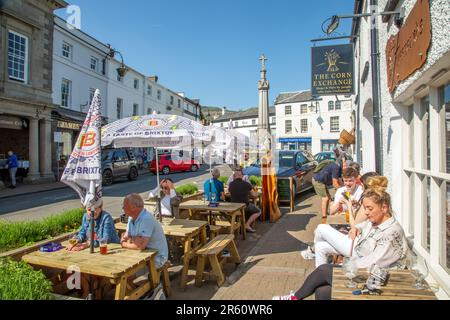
[0,208,84,254]
[0,258,53,300]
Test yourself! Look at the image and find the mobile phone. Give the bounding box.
[342,193,350,200]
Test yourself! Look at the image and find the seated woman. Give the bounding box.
[148,178,183,218]
[66,200,120,298]
[279,177,409,300]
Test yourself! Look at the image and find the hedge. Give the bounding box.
[0,208,85,253]
[218,176,229,185]
[249,176,263,187]
[0,258,53,300]
[175,183,199,196]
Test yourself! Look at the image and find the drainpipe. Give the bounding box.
[370,0,383,174]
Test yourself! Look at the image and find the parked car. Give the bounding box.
[242,150,317,195]
[149,154,200,175]
[314,151,353,163]
[101,148,139,186]
[314,151,336,163]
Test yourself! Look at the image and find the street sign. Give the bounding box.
[311,44,354,96]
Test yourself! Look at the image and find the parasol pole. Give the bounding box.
[85,180,96,300]
[155,147,162,222]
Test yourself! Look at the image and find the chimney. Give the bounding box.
[222,107,227,115]
[148,76,159,83]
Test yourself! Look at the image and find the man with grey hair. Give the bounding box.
[204,167,225,202]
[121,193,168,268]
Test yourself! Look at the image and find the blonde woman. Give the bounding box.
[275,176,409,300]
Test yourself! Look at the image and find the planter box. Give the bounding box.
[0,217,121,261]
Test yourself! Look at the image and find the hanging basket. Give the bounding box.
[339,129,355,145]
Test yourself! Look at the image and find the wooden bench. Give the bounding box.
[194,234,240,287]
[157,261,172,298]
[209,225,226,239]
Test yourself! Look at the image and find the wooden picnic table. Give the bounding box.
[116,218,208,291]
[22,243,158,300]
[224,189,265,222]
[332,267,437,300]
[179,200,247,240]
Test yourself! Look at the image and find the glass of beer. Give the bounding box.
[99,238,108,255]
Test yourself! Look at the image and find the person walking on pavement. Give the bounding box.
[6,150,18,189]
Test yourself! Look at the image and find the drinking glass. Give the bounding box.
[99,238,108,255]
[343,257,358,288]
[411,256,429,289]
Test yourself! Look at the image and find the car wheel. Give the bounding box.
[102,170,113,186]
[162,166,170,175]
[191,164,198,172]
[128,167,138,181]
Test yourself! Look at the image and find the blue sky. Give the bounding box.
[56,0,354,111]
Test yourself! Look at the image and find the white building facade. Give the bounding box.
[352,0,450,298]
[211,107,276,141]
[275,90,354,155]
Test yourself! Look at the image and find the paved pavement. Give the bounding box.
[166,190,323,300]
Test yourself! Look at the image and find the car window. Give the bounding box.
[296,153,308,166]
[165,155,172,161]
[102,151,113,161]
[114,150,128,161]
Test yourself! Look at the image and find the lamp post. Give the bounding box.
[106,46,129,78]
[323,2,404,174]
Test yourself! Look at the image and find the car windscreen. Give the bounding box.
[102,151,113,161]
[279,154,294,167]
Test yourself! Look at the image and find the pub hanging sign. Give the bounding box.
[311,44,354,96]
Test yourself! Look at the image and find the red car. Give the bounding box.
[149,154,200,175]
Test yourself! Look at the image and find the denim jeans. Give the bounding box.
[9,167,17,186]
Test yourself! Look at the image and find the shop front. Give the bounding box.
[279,137,312,151]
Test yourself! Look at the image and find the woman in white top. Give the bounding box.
[274,176,409,300]
[148,179,182,218]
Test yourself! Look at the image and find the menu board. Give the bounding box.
[277,178,292,201]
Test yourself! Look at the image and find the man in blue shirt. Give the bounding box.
[121,193,168,269]
[312,154,350,220]
[203,167,224,202]
[6,150,18,189]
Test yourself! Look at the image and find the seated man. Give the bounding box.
[148,178,183,218]
[204,167,225,202]
[226,168,250,186]
[121,193,168,269]
[229,169,261,233]
[329,167,363,216]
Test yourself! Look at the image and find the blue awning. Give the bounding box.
[278,137,312,143]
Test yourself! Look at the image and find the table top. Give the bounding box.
[332,268,437,300]
[116,218,207,238]
[22,243,157,278]
[179,200,245,213]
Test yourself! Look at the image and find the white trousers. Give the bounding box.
[313,224,354,268]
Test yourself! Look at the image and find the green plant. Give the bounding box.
[218,176,229,185]
[249,176,262,187]
[0,208,84,253]
[175,183,199,196]
[0,258,53,300]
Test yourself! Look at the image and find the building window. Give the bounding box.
[285,120,292,134]
[147,85,152,96]
[321,140,339,152]
[170,96,174,105]
[252,119,256,126]
[285,105,292,115]
[61,79,71,107]
[335,101,341,110]
[272,117,276,124]
[90,57,99,72]
[330,116,339,132]
[62,41,72,59]
[301,119,308,133]
[117,72,123,82]
[328,101,335,111]
[8,31,28,83]
[301,104,308,114]
[147,108,153,115]
[178,99,181,108]
[133,103,139,116]
[234,121,238,127]
[157,90,161,100]
[134,79,139,90]
[116,98,123,119]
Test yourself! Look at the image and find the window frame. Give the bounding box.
[116,98,123,119]
[90,56,99,72]
[285,120,292,134]
[61,79,71,108]
[300,104,308,114]
[133,103,139,116]
[134,78,140,90]
[62,41,72,60]
[330,116,339,132]
[285,105,292,115]
[328,101,335,111]
[8,30,29,83]
[301,119,308,133]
